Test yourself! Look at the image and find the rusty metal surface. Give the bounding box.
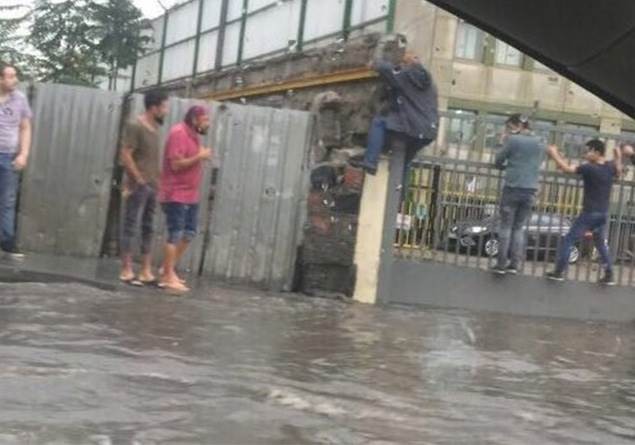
[18,84,124,257]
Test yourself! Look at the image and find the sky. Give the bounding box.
[0,0,177,19]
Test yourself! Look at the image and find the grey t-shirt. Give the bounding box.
[495,133,546,190]
[0,91,33,153]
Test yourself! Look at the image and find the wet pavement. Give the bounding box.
[1,282,635,444]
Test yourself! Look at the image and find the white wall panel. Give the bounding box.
[304,0,346,41]
[227,0,245,21]
[243,0,301,60]
[197,31,219,73]
[162,39,196,81]
[166,0,199,45]
[351,0,389,26]
[135,53,160,88]
[222,22,242,66]
[201,0,222,31]
[248,0,276,12]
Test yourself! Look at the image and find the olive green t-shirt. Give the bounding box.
[122,119,161,186]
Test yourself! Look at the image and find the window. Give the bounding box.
[455,21,484,61]
[621,129,635,145]
[484,114,508,150]
[533,119,557,145]
[495,40,522,67]
[447,109,477,155]
[562,123,599,159]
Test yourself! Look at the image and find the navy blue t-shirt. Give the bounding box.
[576,161,616,214]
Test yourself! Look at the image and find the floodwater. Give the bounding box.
[1,282,635,445]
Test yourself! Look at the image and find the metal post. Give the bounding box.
[237,0,249,65]
[296,0,308,52]
[215,0,231,70]
[342,0,353,40]
[386,0,397,33]
[157,11,169,85]
[192,0,205,77]
[129,56,137,93]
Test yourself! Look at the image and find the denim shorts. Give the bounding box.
[162,202,199,244]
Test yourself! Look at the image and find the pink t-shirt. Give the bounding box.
[159,122,203,204]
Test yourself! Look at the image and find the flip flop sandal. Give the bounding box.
[133,277,159,287]
[119,274,135,284]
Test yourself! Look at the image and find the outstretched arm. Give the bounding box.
[547,144,578,174]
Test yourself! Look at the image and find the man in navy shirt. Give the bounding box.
[547,139,621,285]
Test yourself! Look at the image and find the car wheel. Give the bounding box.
[484,238,499,257]
[568,246,580,264]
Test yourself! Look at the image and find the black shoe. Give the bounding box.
[546,271,564,282]
[349,159,378,176]
[506,265,518,275]
[491,266,507,275]
[599,271,616,286]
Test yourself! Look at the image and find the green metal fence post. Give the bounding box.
[386,0,397,33]
[192,0,206,77]
[297,0,308,52]
[237,0,249,66]
[342,0,353,40]
[157,11,169,85]
[215,0,231,70]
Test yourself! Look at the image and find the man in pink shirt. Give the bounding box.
[159,106,212,293]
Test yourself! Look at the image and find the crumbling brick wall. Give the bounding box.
[152,33,405,298]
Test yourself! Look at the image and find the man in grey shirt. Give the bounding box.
[492,114,546,274]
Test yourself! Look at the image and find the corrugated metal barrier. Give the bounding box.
[18,84,124,257]
[18,85,313,291]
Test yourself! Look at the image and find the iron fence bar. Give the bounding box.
[614,180,626,285]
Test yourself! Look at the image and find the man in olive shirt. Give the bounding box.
[119,91,168,284]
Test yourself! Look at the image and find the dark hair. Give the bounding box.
[586,139,605,156]
[506,113,530,130]
[0,61,15,78]
[144,90,168,110]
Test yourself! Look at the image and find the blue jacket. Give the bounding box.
[374,61,439,141]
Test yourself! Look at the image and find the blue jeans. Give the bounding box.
[0,153,19,252]
[364,116,387,168]
[162,203,199,245]
[556,211,612,273]
[497,187,536,268]
[364,116,431,195]
[120,184,157,256]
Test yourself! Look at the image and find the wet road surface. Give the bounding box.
[1,282,635,444]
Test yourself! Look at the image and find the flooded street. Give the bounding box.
[1,283,635,444]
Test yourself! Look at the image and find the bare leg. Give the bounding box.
[138,254,156,282]
[161,243,189,292]
[120,253,135,281]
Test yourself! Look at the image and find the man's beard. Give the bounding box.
[154,115,165,126]
[196,126,208,135]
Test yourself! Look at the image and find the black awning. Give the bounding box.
[426,0,635,118]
